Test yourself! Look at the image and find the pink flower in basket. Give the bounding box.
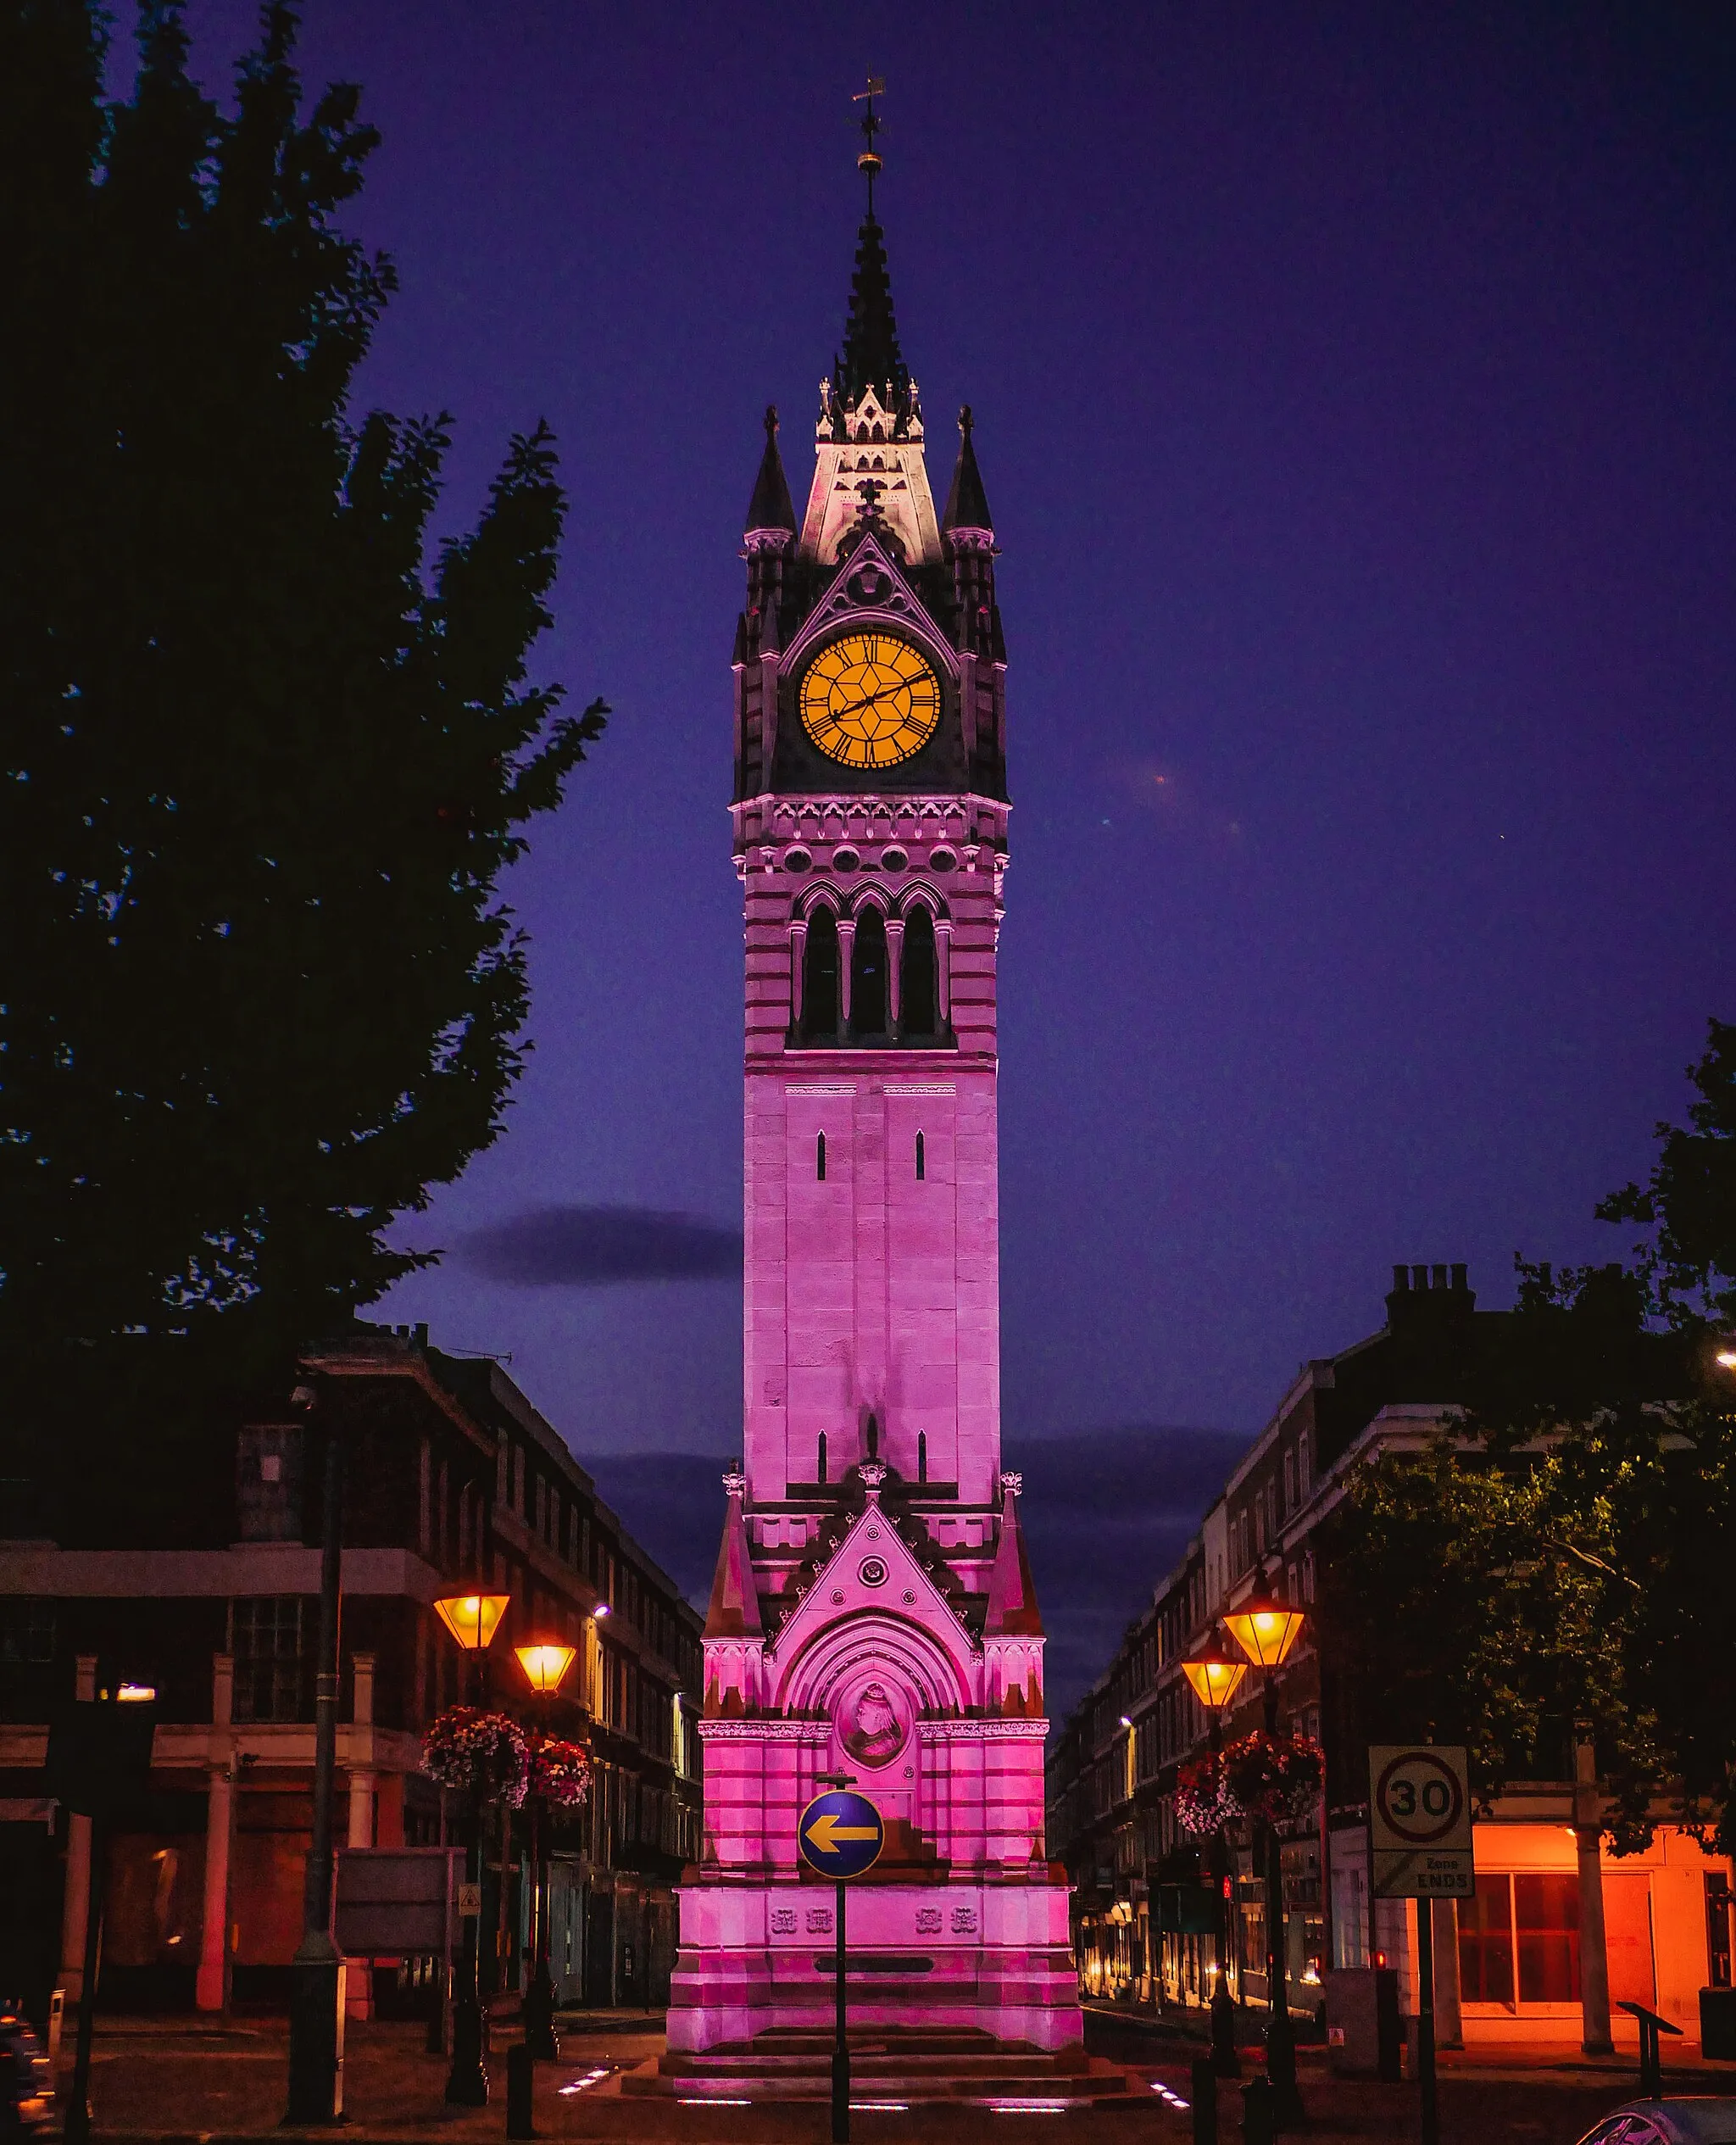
[1220,1729,1325,1827]
[422,1706,530,1806]
[1175,1754,1238,1836]
[528,1735,593,1809]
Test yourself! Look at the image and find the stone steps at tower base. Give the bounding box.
[625,2026,1136,2105]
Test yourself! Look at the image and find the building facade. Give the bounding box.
[668,168,1078,2053]
[0,1329,702,2018]
[1048,1263,1734,2053]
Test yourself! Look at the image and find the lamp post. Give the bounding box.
[514,1641,576,2061]
[285,1377,347,2125]
[433,1590,510,2107]
[1181,1633,1249,2078]
[1221,1589,1308,2128]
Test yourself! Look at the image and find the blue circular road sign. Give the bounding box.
[798,1789,885,1879]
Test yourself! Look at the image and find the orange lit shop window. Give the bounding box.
[1459,1874,1580,2008]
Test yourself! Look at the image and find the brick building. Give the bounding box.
[0,1328,702,2017]
[1048,1263,1734,2053]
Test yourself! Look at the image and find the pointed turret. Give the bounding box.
[942,404,993,536]
[833,214,910,415]
[744,404,796,538]
[984,1472,1043,1636]
[704,1469,762,1640]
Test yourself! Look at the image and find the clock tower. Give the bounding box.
[668,112,1081,2059]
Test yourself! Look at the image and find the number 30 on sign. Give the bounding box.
[1368,1745,1475,1899]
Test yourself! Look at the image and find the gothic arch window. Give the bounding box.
[865,1413,879,1460]
[850,906,888,1039]
[915,1131,926,1181]
[816,1132,826,1182]
[817,1432,828,1485]
[900,904,938,1039]
[917,1431,928,1485]
[802,905,840,1042]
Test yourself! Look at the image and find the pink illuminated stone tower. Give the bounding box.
[667,144,1082,2055]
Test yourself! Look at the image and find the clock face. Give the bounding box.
[798,632,942,770]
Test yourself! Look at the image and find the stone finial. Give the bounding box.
[722,1468,747,1500]
[860,1460,888,1496]
[999,1471,1023,1498]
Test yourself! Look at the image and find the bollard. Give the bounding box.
[1240,2074,1275,2145]
[1190,2053,1218,2143]
[505,2042,535,2138]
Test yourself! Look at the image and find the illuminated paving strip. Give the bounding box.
[850,2102,910,2112]
[679,2098,752,2107]
[987,2099,1070,2114]
[1150,2081,1192,2109]
[558,2066,612,2097]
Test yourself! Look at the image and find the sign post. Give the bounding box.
[1369,1746,1474,2145]
[799,1777,885,2145]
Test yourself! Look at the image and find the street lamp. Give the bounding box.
[1182,1633,1249,2079]
[433,1589,511,2108]
[1223,1589,1307,2126]
[514,1640,576,2061]
[285,1376,346,2125]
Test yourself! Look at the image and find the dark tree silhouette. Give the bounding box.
[0,3,606,1504]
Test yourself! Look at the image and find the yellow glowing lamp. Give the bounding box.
[433,1592,510,1654]
[1180,1636,1249,1713]
[515,1641,576,1696]
[1222,1591,1306,1671]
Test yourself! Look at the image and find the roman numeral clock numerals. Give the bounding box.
[798,629,941,770]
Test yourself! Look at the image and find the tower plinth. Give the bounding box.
[668,141,1080,2061]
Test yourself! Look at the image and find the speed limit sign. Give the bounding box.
[1368,1746,1474,1898]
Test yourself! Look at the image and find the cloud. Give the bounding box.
[456,1205,743,1286]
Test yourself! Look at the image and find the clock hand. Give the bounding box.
[828,681,901,722]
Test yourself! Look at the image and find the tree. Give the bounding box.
[0,3,605,1499]
[1325,1020,1736,1851]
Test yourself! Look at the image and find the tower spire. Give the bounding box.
[832,81,910,419]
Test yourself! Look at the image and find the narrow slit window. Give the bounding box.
[917,1431,928,1485]
[915,1131,926,1181]
[817,1432,828,1485]
[816,1132,826,1181]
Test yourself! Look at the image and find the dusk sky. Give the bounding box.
[167,5,1736,1532]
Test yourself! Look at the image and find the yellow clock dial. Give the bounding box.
[798,632,942,770]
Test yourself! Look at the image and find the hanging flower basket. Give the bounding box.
[1220,1729,1325,1827]
[422,1706,530,1806]
[528,1735,593,1809]
[1176,1754,1238,1836]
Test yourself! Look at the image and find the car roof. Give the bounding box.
[1581,2102,1736,2145]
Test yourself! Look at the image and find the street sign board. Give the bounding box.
[457,1883,482,1919]
[798,1789,885,1880]
[1369,1745,1475,1898]
[334,1847,463,1954]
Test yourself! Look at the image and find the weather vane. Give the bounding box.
[853,75,885,214]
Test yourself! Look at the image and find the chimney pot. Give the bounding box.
[1412,1265,1429,1291]
[1433,1264,1449,1290]
[1450,1263,1468,1292]
[1392,1264,1409,1291]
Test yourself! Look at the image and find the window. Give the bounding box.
[865,1414,879,1459]
[236,1424,303,1542]
[817,1432,828,1485]
[915,1130,926,1180]
[231,1596,309,1723]
[900,906,938,1038]
[1708,1873,1733,1989]
[917,1431,928,1484]
[0,1598,55,1665]
[816,1131,826,1181]
[802,908,840,1041]
[850,908,888,1038]
[1459,1874,1580,2006]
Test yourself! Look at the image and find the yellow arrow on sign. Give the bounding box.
[804,1813,881,1854]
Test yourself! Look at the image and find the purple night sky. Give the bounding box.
[158,4,1733,1679]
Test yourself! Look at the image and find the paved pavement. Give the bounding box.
[40,2006,1733,2142]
